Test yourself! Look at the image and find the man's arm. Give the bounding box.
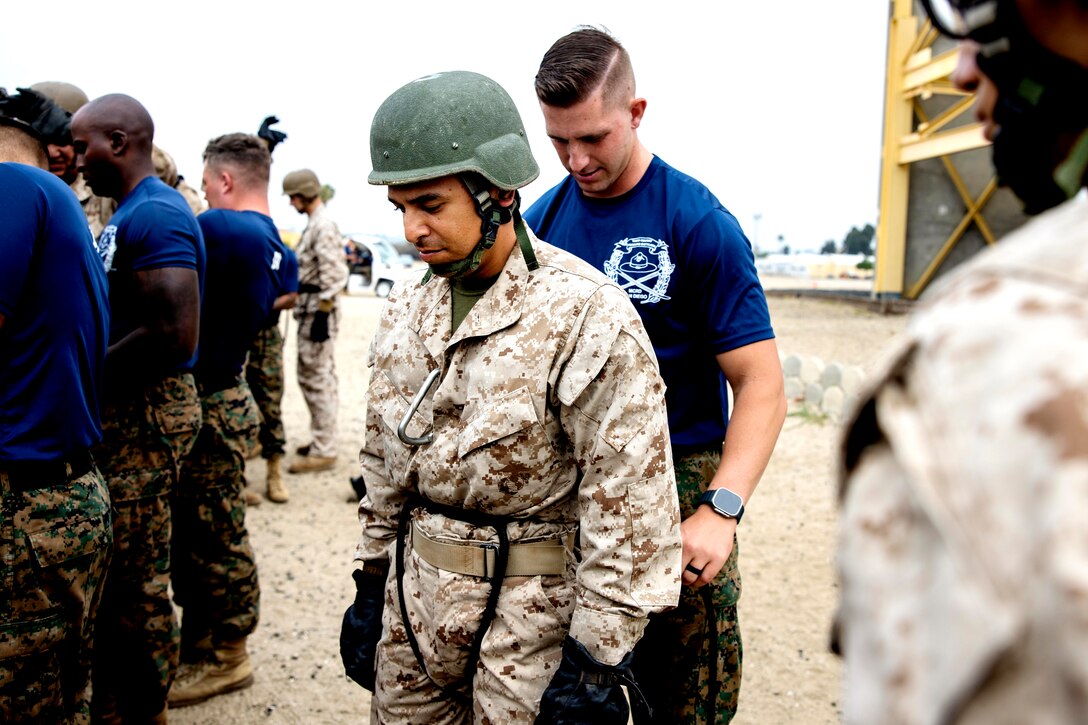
[560,288,682,666]
[681,337,786,588]
[106,266,200,376]
[313,222,349,302]
[272,292,298,311]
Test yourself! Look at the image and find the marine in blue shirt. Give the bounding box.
[71,93,205,723]
[0,102,112,725]
[0,160,108,461]
[527,28,787,725]
[169,132,285,708]
[194,208,284,389]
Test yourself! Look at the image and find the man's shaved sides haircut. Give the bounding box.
[535,26,635,109]
[203,133,272,186]
[0,124,48,167]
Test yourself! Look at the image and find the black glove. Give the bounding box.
[309,311,330,343]
[535,637,650,725]
[257,115,287,154]
[349,475,367,500]
[0,88,72,146]
[340,566,387,691]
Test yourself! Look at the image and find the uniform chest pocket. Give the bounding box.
[368,371,433,480]
[457,387,558,496]
[370,371,435,440]
[458,386,539,457]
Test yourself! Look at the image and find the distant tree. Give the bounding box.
[820,239,838,255]
[320,184,336,203]
[776,234,789,256]
[842,223,875,256]
[856,259,873,270]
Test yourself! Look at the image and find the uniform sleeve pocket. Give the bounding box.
[627,470,682,607]
[457,386,538,457]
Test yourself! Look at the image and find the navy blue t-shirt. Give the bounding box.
[262,246,298,329]
[0,163,110,461]
[196,210,285,386]
[525,156,774,450]
[96,175,205,371]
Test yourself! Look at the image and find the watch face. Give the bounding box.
[710,488,743,517]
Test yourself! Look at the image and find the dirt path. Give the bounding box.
[170,292,909,725]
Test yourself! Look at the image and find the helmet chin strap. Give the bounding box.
[968,0,1088,215]
[424,174,518,280]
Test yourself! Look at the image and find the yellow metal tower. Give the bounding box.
[875,0,1019,299]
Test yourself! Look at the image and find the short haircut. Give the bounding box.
[202,133,271,186]
[0,124,48,167]
[535,26,635,109]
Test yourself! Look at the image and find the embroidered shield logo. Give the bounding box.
[96,225,118,273]
[604,237,674,304]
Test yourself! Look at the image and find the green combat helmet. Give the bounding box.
[282,168,322,198]
[30,81,89,115]
[368,70,539,278]
[369,70,538,190]
[152,145,179,188]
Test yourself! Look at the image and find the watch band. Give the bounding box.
[697,488,745,524]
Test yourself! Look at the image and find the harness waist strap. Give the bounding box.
[411,522,571,578]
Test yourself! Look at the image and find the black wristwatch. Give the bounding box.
[697,488,745,524]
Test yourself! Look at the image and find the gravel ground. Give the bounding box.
[169,288,909,725]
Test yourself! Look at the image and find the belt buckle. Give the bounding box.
[481,542,498,580]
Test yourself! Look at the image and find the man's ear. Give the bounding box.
[109,129,128,156]
[630,97,647,130]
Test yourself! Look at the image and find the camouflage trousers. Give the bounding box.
[631,448,742,725]
[373,525,576,723]
[245,323,287,460]
[0,462,112,725]
[296,309,339,459]
[172,379,260,650]
[92,373,201,721]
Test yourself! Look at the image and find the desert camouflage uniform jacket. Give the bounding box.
[70,174,115,241]
[356,231,682,666]
[293,206,348,313]
[836,196,1088,724]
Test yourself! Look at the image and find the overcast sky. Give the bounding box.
[5,2,890,253]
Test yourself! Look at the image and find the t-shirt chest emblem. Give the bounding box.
[96,225,118,273]
[604,237,674,304]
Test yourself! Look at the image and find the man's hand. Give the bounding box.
[1,88,72,145]
[340,566,387,691]
[536,637,649,724]
[680,504,737,590]
[257,115,287,154]
[309,311,330,342]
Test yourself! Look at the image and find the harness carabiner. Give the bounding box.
[397,368,440,446]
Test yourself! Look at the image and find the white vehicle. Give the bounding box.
[345,234,417,298]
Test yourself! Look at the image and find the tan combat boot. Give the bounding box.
[243,490,262,507]
[167,637,253,708]
[266,455,288,503]
[287,455,337,474]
